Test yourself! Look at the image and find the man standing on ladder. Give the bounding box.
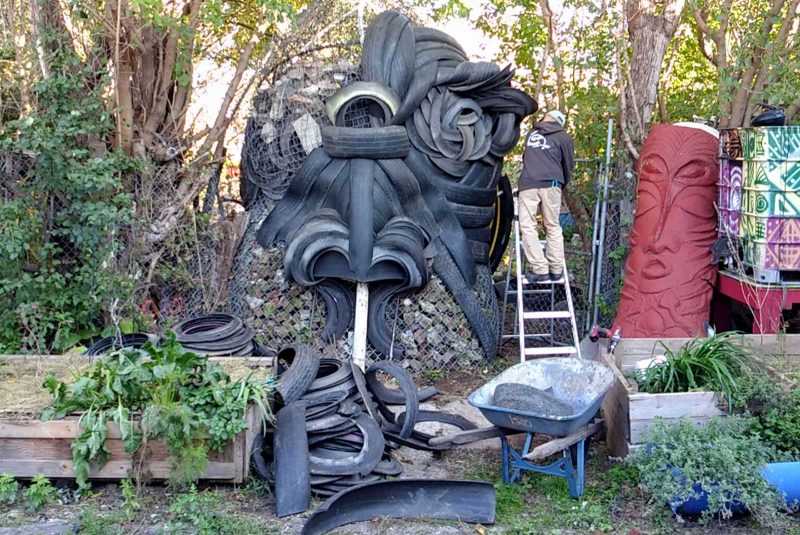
[518,110,575,284]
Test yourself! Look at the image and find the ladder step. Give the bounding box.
[506,289,553,296]
[521,277,564,286]
[524,346,578,357]
[522,311,572,320]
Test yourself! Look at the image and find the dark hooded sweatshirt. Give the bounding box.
[519,121,575,191]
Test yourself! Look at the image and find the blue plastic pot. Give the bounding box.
[671,462,800,516]
[762,462,800,508]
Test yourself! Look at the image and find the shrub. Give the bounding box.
[630,416,784,526]
[731,371,800,459]
[0,43,132,353]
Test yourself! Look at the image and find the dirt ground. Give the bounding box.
[1,355,798,535]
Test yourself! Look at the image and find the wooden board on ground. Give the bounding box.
[0,404,262,483]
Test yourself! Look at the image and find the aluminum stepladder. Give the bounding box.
[500,191,582,362]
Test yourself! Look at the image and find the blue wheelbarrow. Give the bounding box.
[468,358,614,498]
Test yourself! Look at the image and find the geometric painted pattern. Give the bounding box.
[719,127,800,270]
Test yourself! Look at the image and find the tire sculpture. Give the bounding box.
[255,11,536,360]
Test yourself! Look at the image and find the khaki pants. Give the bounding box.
[519,186,565,275]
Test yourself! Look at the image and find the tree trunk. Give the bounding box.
[563,181,592,252]
[623,0,686,148]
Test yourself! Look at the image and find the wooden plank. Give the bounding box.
[352,283,369,371]
[588,338,630,457]
[628,391,723,420]
[630,415,717,444]
[524,422,603,461]
[0,460,237,480]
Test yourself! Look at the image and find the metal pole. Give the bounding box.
[591,119,614,327]
[584,161,604,333]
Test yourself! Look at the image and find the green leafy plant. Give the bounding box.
[41,333,273,487]
[630,417,784,526]
[0,474,18,505]
[24,475,56,512]
[164,485,274,534]
[636,332,757,407]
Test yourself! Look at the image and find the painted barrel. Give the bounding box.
[719,126,800,271]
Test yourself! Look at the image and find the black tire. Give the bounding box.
[173,313,243,344]
[85,333,156,356]
[275,345,320,405]
[325,81,401,125]
[306,358,353,391]
[396,410,478,432]
[321,126,411,160]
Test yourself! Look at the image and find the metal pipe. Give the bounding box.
[584,161,604,333]
[591,119,614,327]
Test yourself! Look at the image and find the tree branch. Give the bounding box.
[729,0,788,126]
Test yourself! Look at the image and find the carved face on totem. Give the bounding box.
[614,124,720,338]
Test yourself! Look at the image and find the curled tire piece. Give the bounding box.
[274,401,311,517]
[397,410,479,432]
[365,361,418,439]
[301,479,496,535]
[372,458,403,476]
[350,360,382,424]
[308,414,385,477]
[367,380,439,406]
[250,430,274,484]
[275,345,320,405]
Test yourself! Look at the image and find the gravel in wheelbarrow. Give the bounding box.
[468,357,614,437]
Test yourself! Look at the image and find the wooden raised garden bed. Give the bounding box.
[0,355,269,483]
[586,334,800,457]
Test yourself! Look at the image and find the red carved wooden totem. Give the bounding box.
[614,124,720,337]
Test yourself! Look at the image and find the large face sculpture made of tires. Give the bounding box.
[256,11,537,360]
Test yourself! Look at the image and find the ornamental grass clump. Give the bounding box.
[630,416,786,527]
[636,332,757,407]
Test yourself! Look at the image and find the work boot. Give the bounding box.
[549,271,564,283]
[524,272,550,284]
